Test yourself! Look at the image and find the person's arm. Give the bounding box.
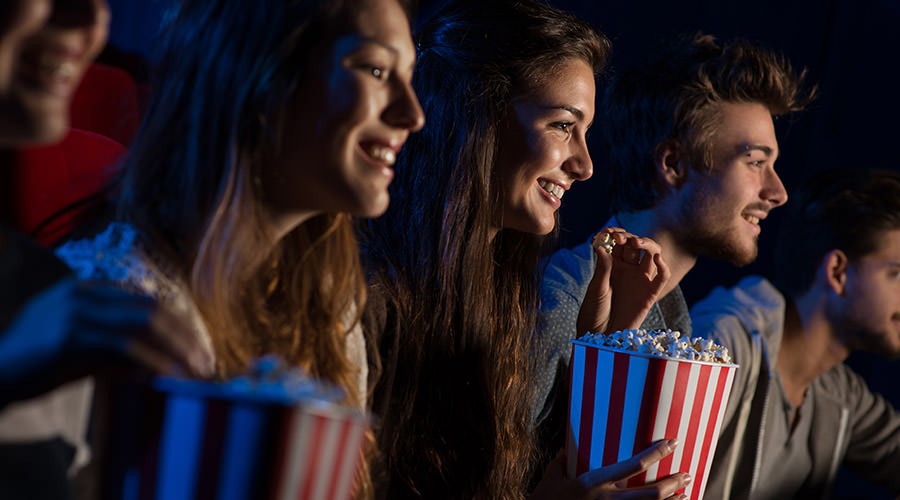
[690,280,766,500]
[830,364,900,494]
[0,278,214,409]
[535,242,595,423]
[691,296,755,427]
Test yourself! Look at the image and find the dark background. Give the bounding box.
[103,0,900,496]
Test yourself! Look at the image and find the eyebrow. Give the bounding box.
[357,36,417,72]
[359,37,398,56]
[738,144,775,156]
[542,105,587,121]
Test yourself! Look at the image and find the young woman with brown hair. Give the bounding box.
[361,1,687,497]
[55,0,424,495]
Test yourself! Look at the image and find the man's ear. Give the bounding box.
[823,249,849,296]
[655,140,687,189]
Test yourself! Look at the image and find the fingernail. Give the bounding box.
[667,439,679,451]
[683,474,692,485]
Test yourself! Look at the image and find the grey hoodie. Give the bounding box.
[692,276,900,499]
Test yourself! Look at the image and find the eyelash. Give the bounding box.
[552,122,574,134]
[361,64,388,81]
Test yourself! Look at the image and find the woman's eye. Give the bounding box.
[552,122,574,133]
[368,66,387,80]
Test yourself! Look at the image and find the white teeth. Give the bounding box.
[365,145,396,166]
[39,55,76,81]
[743,215,760,225]
[539,180,565,200]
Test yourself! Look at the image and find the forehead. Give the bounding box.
[339,0,413,52]
[865,228,900,260]
[711,101,778,155]
[516,58,596,118]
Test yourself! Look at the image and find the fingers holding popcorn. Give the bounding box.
[582,229,670,335]
[581,228,631,334]
[592,227,625,256]
[593,229,654,267]
[605,234,670,333]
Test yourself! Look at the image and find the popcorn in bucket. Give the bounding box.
[566,330,737,500]
[103,357,369,500]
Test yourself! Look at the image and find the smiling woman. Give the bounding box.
[263,0,423,228]
[58,0,423,395]
[358,1,617,497]
[495,58,596,235]
[52,0,423,496]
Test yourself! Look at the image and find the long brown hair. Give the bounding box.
[116,0,380,400]
[116,3,423,496]
[360,1,609,497]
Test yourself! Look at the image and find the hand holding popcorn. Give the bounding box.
[577,229,670,335]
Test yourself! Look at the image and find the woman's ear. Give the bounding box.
[655,140,686,189]
[823,249,849,296]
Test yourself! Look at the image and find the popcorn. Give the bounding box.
[104,356,368,500]
[568,332,738,498]
[578,329,732,364]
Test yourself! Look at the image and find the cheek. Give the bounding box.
[517,137,563,179]
[324,78,378,134]
[292,81,364,152]
[88,6,110,58]
[849,281,895,320]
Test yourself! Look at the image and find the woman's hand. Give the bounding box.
[529,439,691,500]
[577,228,670,335]
[0,278,215,406]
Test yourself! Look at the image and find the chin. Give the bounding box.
[525,220,556,236]
[353,197,390,219]
[725,248,757,267]
[738,240,760,264]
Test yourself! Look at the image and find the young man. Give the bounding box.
[534,34,814,424]
[694,168,900,498]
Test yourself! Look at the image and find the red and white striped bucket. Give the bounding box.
[103,378,368,500]
[566,341,737,500]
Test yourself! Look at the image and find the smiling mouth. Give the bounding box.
[39,55,77,81]
[538,179,565,200]
[361,143,396,167]
[742,214,760,225]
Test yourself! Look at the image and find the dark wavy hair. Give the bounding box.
[360,0,609,497]
[603,33,816,213]
[774,168,900,297]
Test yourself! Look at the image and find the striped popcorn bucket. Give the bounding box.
[103,377,369,500]
[566,341,737,500]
